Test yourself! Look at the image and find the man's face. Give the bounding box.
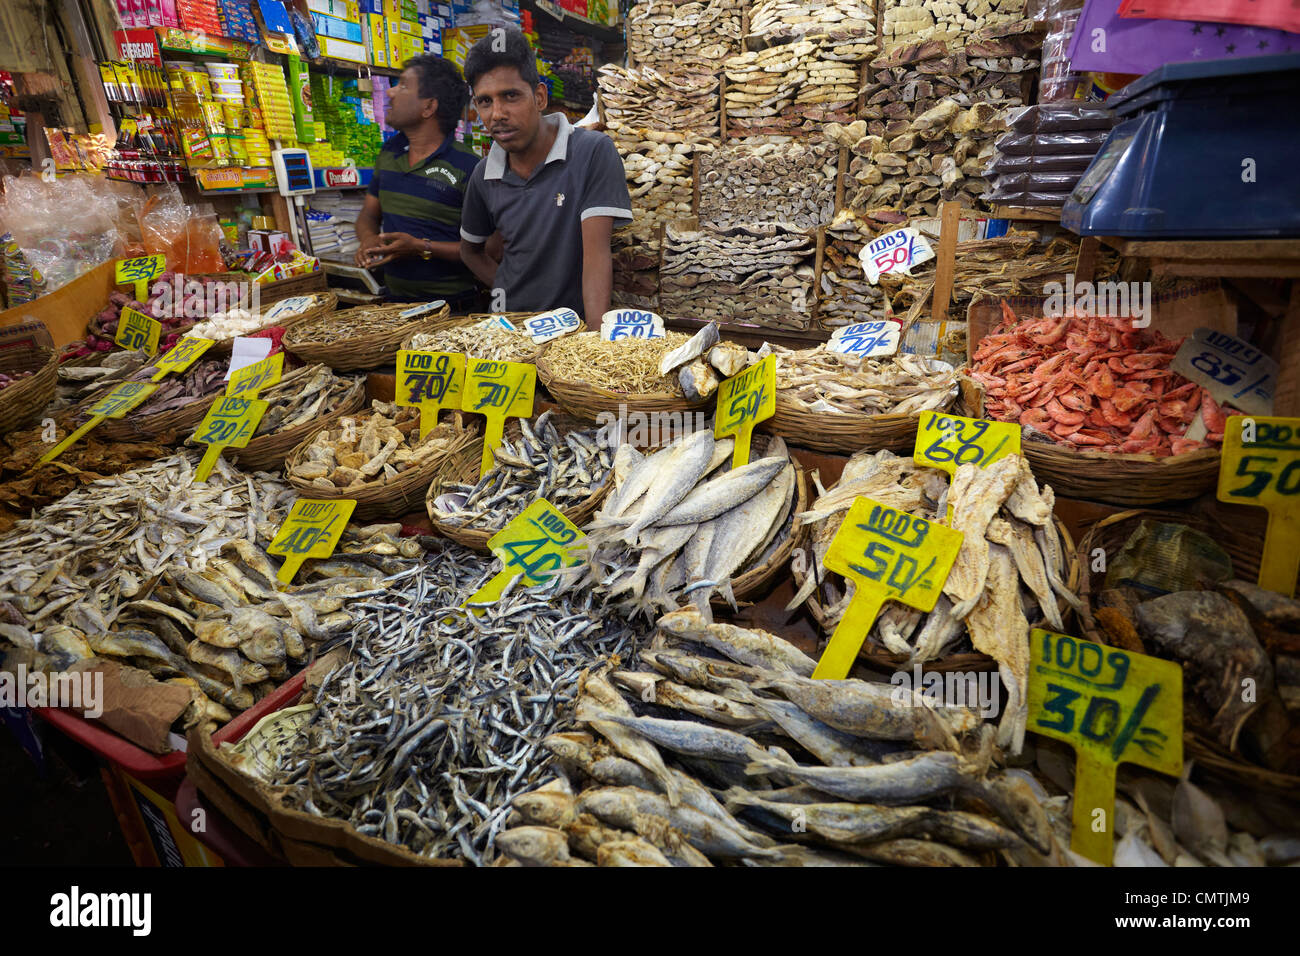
[471,65,546,153]
[387,67,434,131]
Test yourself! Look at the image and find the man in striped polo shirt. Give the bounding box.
[355,55,483,307]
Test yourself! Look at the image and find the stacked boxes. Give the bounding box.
[217,0,260,41]
[309,73,383,167]
[176,0,222,33]
[242,61,297,141]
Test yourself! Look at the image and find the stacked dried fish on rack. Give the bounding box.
[493,614,1057,867]
[724,40,862,138]
[788,450,1082,752]
[408,319,541,363]
[659,223,815,331]
[598,65,720,135]
[612,224,661,310]
[881,0,1029,46]
[608,125,707,229]
[817,209,893,327]
[766,345,957,416]
[627,0,744,73]
[745,0,875,43]
[698,140,837,230]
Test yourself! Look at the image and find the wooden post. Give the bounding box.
[834,146,847,218]
[692,151,702,222]
[812,225,826,326]
[719,73,727,141]
[930,200,960,323]
[1273,281,1300,418]
[1074,236,1101,284]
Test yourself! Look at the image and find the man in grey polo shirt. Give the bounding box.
[459,28,632,326]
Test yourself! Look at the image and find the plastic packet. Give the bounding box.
[0,174,123,295]
[1009,103,1116,134]
[990,171,1084,192]
[1104,521,1234,598]
[988,152,1099,174]
[993,129,1112,156]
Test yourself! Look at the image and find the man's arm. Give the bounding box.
[580,215,614,329]
[366,233,462,266]
[354,193,384,267]
[459,168,498,290]
[460,238,498,287]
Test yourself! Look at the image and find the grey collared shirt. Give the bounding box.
[460,112,633,317]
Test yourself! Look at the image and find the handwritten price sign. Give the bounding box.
[191,395,268,483]
[1218,415,1300,596]
[1028,629,1182,866]
[268,498,357,584]
[827,320,901,358]
[859,227,934,284]
[522,309,583,344]
[714,354,775,468]
[151,336,213,381]
[39,382,159,464]
[1171,327,1276,417]
[396,349,464,439]
[467,499,586,606]
[227,352,283,398]
[461,359,536,475]
[914,411,1020,477]
[600,308,666,341]
[115,254,166,300]
[814,497,962,679]
[115,307,161,356]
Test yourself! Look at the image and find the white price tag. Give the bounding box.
[263,295,314,321]
[521,309,582,344]
[223,336,274,380]
[827,321,901,358]
[399,299,448,320]
[1170,327,1276,416]
[600,308,665,341]
[480,314,518,332]
[859,227,935,284]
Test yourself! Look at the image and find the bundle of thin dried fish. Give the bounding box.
[262,555,647,863]
[78,357,228,420]
[627,0,744,74]
[882,0,1029,46]
[574,430,798,619]
[698,140,837,230]
[541,330,693,396]
[724,40,863,138]
[764,344,957,416]
[817,209,893,327]
[608,123,712,230]
[745,0,875,43]
[430,411,612,531]
[598,65,720,136]
[408,318,542,364]
[787,450,1081,752]
[496,613,1057,866]
[660,223,815,331]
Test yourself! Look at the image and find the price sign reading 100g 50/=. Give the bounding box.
[1218,414,1300,597]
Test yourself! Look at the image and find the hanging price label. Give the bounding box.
[39,382,160,463]
[190,395,269,483]
[466,499,586,606]
[1028,629,1183,866]
[115,254,166,300]
[151,336,214,381]
[860,227,934,284]
[268,498,358,584]
[1170,327,1277,417]
[226,352,283,398]
[914,411,1020,476]
[600,308,666,341]
[481,315,518,331]
[461,359,536,476]
[115,307,161,356]
[398,299,448,320]
[395,349,464,439]
[827,320,901,358]
[714,354,775,468]
[1217,414,1300,596]
[813,496,962,679]
[522,308,583,344]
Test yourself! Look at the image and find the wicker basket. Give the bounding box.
[284,302,455,371]
[397,315,548,364]
[88,370,224,442]
[425,412,613,551]
[203,292,339,356]
[193,269,328,306]
[229,377,367,472]
[722,432,810,605]
[285,409,480,522]
[0,342,57,434]
[536,346,712,423]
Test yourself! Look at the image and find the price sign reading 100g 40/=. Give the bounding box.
[466,499,587,607]
[268,498,358,585]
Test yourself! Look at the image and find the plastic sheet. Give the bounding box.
[0,174,124,297]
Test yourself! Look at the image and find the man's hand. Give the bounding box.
[354,241,384,268]
[364,232,427,267]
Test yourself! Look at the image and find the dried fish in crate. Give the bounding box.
[608,123,711,230]
[612,224,661,310]
[881,0,1029,46]
[698,140,837,230]
[598,65,720,136]
[724,41,861,139]
[628,0,744,74]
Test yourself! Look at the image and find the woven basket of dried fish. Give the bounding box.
[286,404,480,522]
[399,316,548,364]
[85,357,232,442]
[200,292,339,355]
[0,342,57,435]
[426,410,614,551]
[225,367,368,472]
[283,301,454,371]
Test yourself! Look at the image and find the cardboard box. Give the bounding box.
[365,14,389,66]
[312,11,363,42]
[400,35,420,60]
[306,0,359,20]
[319,35,368,63]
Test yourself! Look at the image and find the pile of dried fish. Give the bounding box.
[660,224,815,331]
[284,302,433,346]
[881,0,1029,47]
[612,224,661,310]
[575,430,798,618]
[290,403,466,492]
[408,319,541,364]
[495,613,1058,866]
[262,553,647,863]
[817,210,892,327]
[53,349,154,409]
[608,124,711,229]
[698,140,837,230]
[765,344,958,416]
[627,0,744,74]
[745,0,875,44]
[788,450,1082,752]
[724,40,863,138]
[598,65,719,136]
[542,330,693,395]
[431,411,612,532]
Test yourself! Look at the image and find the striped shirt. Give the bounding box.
[368,131,480,299]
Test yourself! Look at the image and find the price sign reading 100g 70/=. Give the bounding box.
[38,382,160,464]
[395,349,464,440]
[461,359,536,476]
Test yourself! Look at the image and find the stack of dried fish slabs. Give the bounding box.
[788,450,1082,752]
[493,616,1057,867]
[881,0,1029,47]
[817,209,893,328]
[627,0,743,73]
[612,224,661,311]
[724,40,861,138]
[745,0,876,44]
[598,65,720,135]
[609,124,710,229]
[698,140,837,230]
[659,223,815,331]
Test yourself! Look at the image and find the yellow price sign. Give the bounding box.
[114,306,161,356]
[813,496,963,679]
[39,382,159,464]
[227,352,284,398]
[395,349,464,439]
[914,410,1020,476]
[267,498,358,585]
[461,359,536,476]
[466,499,586,606]
[151,336,214,381]
[1028,629,1183,866]
[714,354,775,468]
[190,395,269,483]
[115,254,166,300]
[1217,415,1300,596]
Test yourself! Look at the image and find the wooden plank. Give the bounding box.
[834,146,847,218]
[692,151,701,221]
[812,225,826,322]
[1152,260,1300,279]
[665,316,829,348]
[1074,236,1101,284]
[1273,281,1300,419]
[930,200,961,323]
[719,72,727,141]
[1100,237,1300,261]
[0,258,117,347]
[990,204,1061,223]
